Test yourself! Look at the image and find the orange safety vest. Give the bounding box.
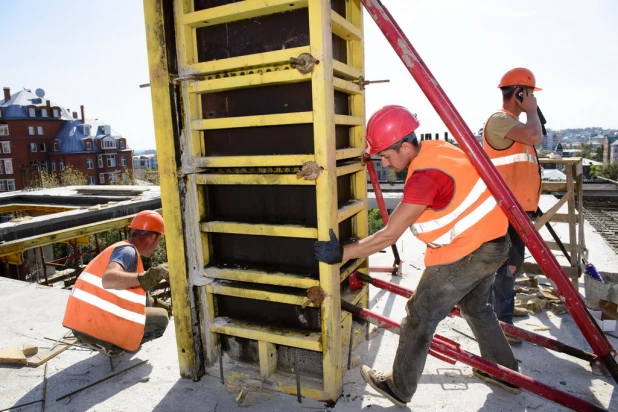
[406,140,508,267]
[482,110,541,212]
[62,241,146,351]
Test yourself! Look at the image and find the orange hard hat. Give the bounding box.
[129,210,165,234]
[498,68,542,91]
[366,105,420,155]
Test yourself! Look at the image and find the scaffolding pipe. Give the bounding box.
[360,0,618,381]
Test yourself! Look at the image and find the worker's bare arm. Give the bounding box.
[343,202,426,261]
[101,261,141,289]
[505,89,542,146]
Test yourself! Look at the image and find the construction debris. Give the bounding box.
[0,344,38,365]
[514,281,565,317]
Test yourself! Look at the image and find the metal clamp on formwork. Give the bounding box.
[365,159,403,276]
[351,273,602,369]
[289,53,319,74]
[354,76,390,91]
[341,300,607,412]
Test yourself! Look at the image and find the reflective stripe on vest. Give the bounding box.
[72,288,146,325]
[430,195,497,246]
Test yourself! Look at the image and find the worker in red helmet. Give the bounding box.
[315,106,519,408]
[63,210,170,357]
[483,68,543,345]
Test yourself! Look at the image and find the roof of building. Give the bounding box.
[55,119,129,154]
[0,88,72,120]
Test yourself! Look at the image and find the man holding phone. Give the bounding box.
[481,68,543,344]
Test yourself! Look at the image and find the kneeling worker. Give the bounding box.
[63,210,170,357]
[315,106,520,408]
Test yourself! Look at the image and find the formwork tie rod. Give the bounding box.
[354,273,597,365]
[359,0,618,382]
[342,301,606,412]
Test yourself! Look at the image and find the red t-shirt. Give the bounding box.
[402,169,454,210]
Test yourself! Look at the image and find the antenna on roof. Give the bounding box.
[35,88,46,99]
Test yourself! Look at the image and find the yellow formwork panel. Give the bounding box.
[145,0,368,403]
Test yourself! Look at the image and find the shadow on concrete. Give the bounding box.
[5,351,151,412]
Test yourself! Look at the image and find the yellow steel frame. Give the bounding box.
[144,0,367,402]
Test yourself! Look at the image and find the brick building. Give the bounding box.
[0,87,134,191]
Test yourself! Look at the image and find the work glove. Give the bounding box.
[138,263,169,292]
[314,229,344,264]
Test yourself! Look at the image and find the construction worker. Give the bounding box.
[63,210,170,357]
[483,68,543,344]
[315,106,520,408]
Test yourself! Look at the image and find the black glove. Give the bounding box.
[314,229,344,264]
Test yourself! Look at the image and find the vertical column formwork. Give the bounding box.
[144,0,367,402]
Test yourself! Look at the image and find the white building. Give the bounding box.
[133,154,158,170]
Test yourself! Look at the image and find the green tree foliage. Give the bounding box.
[368,209,385,234]
[579,143,594,160]
[594,145,604,162]
[26,164,88,189]
[591,162,618,180]
[111,169,137,185]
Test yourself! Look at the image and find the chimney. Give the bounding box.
[72,112,78,119]
[46,100,51,108]
[3,87,10,102]
[80,105,86,124]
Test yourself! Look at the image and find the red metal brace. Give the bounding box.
[352,272,599,368]
[359,0,618,382]
[342,300,607,412]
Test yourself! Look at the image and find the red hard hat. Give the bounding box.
[129,210,165,234]
[366,105,420,155]
[498,68,542,91]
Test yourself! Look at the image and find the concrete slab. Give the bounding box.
[0,195,616,411]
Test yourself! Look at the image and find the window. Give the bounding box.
[39,143,46,152]
[87,158,94,169]
[0,125,8,136]
[37,126,44,135]
[83,125,91,135]
[106,155,116,167]
[119,140,125,149]
[110,173,118,183]
[0,179,16,191]
[52,109,60,118]
[89,176,96,185]
[120,156,127,166]
[59,160,64,171]
[103,140,116,149]
[86,141,92,150]
[30,143,37,152]
[51,161,56,172]
[28,107,36,117]
[99,173,105,184]
[1,159,13,174]
[28,126,35,135]
[0,180,4,191]
[40,161,47,171]
[53,142,59,151]
[1,141,10,153]
[41,108,48,117]
[98,155,103,168]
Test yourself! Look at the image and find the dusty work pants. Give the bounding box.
[387,237,519,403]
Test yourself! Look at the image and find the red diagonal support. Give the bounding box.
[360,0,618,381]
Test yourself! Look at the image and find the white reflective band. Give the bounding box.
[72,288,146,325]
[491,153,538,167]
[431,195,498,246]
[411,178,487,235]
[79,272,145,305]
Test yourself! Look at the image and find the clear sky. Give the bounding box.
[1,1,617,150]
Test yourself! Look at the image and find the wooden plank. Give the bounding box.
[542,182,567,192]
[521,262,580,279]
[26,338,77,367]
[534,190,573,230]
[259,341,277,379]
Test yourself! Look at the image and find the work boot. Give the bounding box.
[360,365,407,408]
[73,331,125,358]
[473,369,521,394]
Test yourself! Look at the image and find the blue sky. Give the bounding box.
[1,1,617,150]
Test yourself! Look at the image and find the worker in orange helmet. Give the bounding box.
[315,106,520,408]
[483,68,543,345]
[63,210,170,357]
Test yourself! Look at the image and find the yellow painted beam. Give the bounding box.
[189,46,310,75]
[259,341,277,379]
[144,0,201,381]
[194,154,314,168]
[330,10,361,41]
[201,221,317,239]
[336,162,364,177]
[190,69,310,94]
[339,257,366,283]
[336,147,363,160]
[196,174,315,186]
[337,199,366,223]
[334,115,364,126]
[207,281,312,306]
[210,317,322,352]
[333,60,362,80]
[333,77,362,95]
[205,267,319,289]
[193,112,313,130]
[0,204,77,215]
[182,0,309,28]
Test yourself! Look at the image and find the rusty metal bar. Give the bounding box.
[360,0,618,382]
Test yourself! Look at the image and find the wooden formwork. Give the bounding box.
[144,0,369,402]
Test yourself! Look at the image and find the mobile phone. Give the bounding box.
[516,88,523,102]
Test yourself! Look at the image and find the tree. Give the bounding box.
[111,169,137,185]
[591,162,618,180]
[579,143,594,160]
[368,209,385,234]
[26,164,87,188]
[594,145,604,162]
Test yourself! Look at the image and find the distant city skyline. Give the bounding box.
[2,0,617,150]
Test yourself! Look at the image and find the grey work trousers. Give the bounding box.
[387,237,519,402]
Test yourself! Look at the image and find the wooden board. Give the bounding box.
[26,338,77,367]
